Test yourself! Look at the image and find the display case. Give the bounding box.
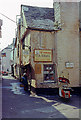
[43,64,55,82]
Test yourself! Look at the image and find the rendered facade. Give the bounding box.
[13,2,81,93]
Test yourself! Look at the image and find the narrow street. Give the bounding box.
[1,75,81,119]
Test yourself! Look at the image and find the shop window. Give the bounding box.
[43,64,55,82]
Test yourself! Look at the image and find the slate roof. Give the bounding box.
[21,5,55,31]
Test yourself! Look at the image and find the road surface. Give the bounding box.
[1,75,81,120]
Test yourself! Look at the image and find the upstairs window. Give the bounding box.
[17,44,19,57]
[22,37,25,49]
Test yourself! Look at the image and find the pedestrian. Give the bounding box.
[21,72,28,91]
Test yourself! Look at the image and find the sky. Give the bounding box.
[0,0,53,50]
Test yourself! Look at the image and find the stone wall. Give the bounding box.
[54,2,80,87]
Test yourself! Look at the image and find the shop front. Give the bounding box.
[30,49,58,94]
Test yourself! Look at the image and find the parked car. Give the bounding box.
[0,71,8,76]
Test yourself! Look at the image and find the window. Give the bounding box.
[22,37,25,49]
[18,44,19,57]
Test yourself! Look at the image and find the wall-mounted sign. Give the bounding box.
[1,53,6,57]
[35,64,41,74]
[65,62,74,68]
[34,49,53,62]
[23,50,29,65]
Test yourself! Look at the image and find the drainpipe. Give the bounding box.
[54,31,58,83]
[19,25,21,81]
